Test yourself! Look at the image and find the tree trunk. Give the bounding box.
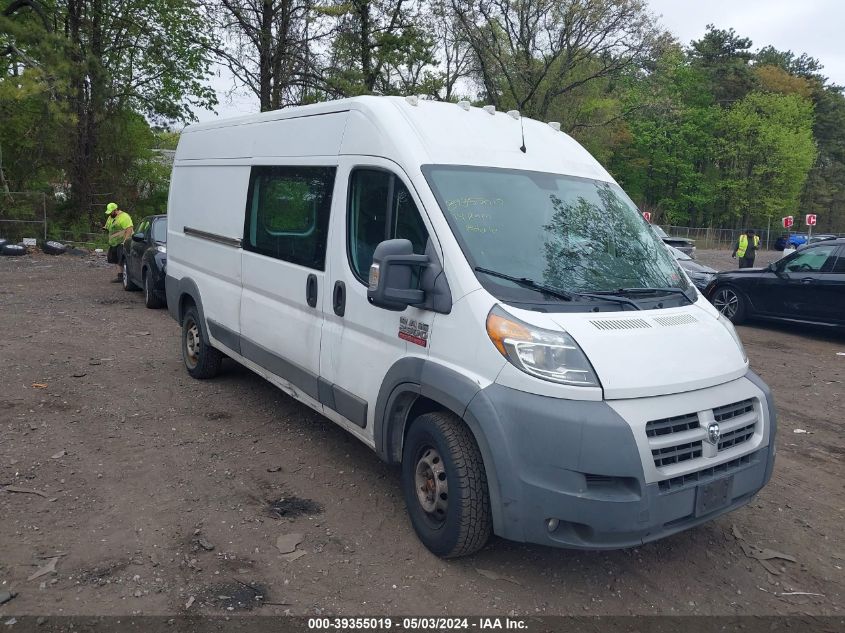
[259,0,273,111]
[358,1,374,92]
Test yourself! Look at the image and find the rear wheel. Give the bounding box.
[712,285,747,324]
[182,305,222,379]
[122,261,139,291]
[401,411,492,558]
[143,270,165,309]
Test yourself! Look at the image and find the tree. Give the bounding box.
[716,92,816,227]
[2,0,216,220]
[688,25,755,105]
[451,0,660,120]
[426,0,472,100]
[203,0,331,111]
[320,0,436,97]
[608,47,719,225]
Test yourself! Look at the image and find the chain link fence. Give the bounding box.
[0,192,47,243]
[659,225,845,250]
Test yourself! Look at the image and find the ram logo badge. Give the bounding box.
[399,316,429,347]
[707,422,721,445]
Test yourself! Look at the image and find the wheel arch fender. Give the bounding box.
[166,275,206,332]
[374,357,507,536]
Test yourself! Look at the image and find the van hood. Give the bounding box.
[550,302,748,399]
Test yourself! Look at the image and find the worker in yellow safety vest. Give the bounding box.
[103,202,134,282]
[732,229,761,269]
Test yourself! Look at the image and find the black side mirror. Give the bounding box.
[131,232,146,243]
[367,239,428,311]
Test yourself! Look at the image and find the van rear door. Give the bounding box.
[239,164,337,404]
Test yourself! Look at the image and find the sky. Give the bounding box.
[195,0,845,122]
[649,0,845,86]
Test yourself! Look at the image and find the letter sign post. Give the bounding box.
[782,216,793,229]
[806,214,816,243]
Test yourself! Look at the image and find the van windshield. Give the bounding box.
[423,166,689,304]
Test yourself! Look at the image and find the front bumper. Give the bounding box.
[465,370,776,549]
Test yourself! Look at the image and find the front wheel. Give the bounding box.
[712,285,747,324]
[182,305,223,379]
[401,411,492,558]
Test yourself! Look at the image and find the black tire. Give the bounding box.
[1,244,27,256]
[181,305,223,379]
[122,260,139,291]
[42,241,67,256]
[401,411,492,558]
[711,284,747,325]
[143,269,165,309]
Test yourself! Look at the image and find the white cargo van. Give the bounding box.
[166,96,776,557]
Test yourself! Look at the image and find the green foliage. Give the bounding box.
[715,92,816,225]
[2,0,845,235]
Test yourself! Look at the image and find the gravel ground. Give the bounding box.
[695,248,781,272]
[0,248,843,617]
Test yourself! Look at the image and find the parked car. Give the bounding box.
[651,224,696,257]
[705,238,845,327]
[803,234,838,247]
[123,214,167,308]
[668,245,717,290]
[165,96,774,558]
[787,233,808,247]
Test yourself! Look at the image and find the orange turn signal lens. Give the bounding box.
[486,311,532,357]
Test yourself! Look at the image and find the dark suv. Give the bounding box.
[123,214,167,308]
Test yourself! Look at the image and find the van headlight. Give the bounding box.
[486,306,599,387]
[718,312,748,364]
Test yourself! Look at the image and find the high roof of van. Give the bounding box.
[179,96,614,183]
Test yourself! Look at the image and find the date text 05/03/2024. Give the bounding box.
[307,617,528,630]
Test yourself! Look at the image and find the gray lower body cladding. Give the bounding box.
[465,371,775,549]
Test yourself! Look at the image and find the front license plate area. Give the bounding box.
[695,477,733,516]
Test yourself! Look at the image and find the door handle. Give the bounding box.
[333,280,346,317]
[800,277,815,284]
[305,274,318,308]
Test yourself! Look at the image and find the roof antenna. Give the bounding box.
[506,110,527,153]
[519,114,527,153]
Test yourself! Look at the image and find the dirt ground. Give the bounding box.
[0,248,843,617]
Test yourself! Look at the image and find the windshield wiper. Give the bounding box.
[617,287,694,303]
[474,267,574,301]
[575,290,642,311]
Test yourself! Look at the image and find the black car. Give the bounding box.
[705,238,845,327]
[652,225,696,257]
[123,214,167,308]
[668,245,717,291]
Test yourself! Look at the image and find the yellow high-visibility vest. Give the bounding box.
[737,234,760,258]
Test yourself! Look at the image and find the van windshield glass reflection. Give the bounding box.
[423,166,688,300]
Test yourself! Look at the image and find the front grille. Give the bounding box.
[646,398,759,473]
[718,423,756,450]
[652,441,702,467]
[714,398,754,422]
[658,453,754,492]
[646,412,699,437]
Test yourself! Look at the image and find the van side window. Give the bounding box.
[348,168,429,282]
[244,166,336,270]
